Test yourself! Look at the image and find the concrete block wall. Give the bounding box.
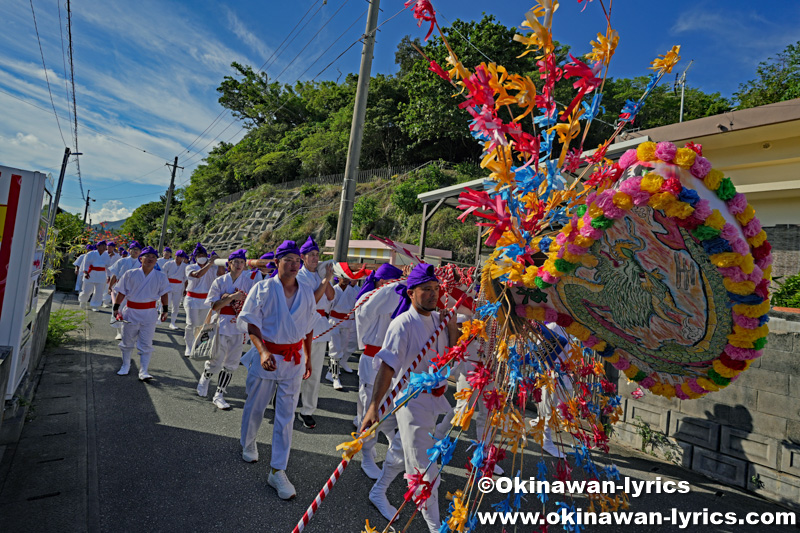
[764,225,800,283]
[608,309,800,510]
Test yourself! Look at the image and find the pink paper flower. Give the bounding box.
[631,387,644,399]
[639,376,656,389]
[690,156,712,179]
[724,344,761,360]
[693,199,712,219]
[726,193,748,215]
[654,142,676,162]
[720,223,740,242]
[729,238,750,255]
[743,218,762,238]
[732,312,761,329]
[619,149,639,169]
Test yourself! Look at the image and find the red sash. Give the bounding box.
[316,310,328,318]
[127,300,156,310]
[87,266,106,272]
[330,310,349,320]
[363,344,381,357]
[186,291,208,299]
[168,278,182,284]
[264,340,304,365]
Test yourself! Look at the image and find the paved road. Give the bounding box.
[0,292,794,532]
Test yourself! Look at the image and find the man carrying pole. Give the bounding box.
[353,262,403,479]
[183,243,223,357]
[79,240,109,311]
[360,263,459,532]
[326,276,358,389]
[238,240,316,500]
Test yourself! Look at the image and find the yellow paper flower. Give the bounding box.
[650,45,681,73]
[674,147,697,168]
[636,141,657,162]
[704,169,724,190]
[586,28,619,66]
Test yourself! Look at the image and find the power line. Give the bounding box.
[29,0,67,147]
[178,0,325,158]
[182,3,377,168]
[91,163,170,192]
[65,0,84,200]
[57,0,74,138]
[0,87,173,161]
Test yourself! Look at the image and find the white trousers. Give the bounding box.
[299,341,327,416]
[184,307,207,354]
[205,333,243,375]
[119,321,156,372]
[102,281,112,305]
[396,394,451,533]
[328,325,353,363]
[437,363,490,442]
[167,286,183,321]
[79,281,105,309]
[74,274,83,292]
[358,382,397,457]
[240,370,303,471]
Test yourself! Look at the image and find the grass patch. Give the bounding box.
[46,309,87,349]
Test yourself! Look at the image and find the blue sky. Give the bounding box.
[2,0,798,223]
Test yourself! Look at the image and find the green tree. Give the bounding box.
[121,200,167,244]
[734,42,800,109]
[53,211,85,250]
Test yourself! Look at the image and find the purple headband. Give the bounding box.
[164,247,172,253]
[299,235,319,255]
[228,248,247,261]
[260,252,275,260]
[121,250,128,257]
[140,246,158,257]
[391,264,438,318]
[356,263,403,300]
[175,249,188,259]
[276,240,301,259]
[128,241,142,250]
[86,244,95,251]
[190,242,207,263]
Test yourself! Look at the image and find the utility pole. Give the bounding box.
[49,148,72,227]
[333,0,381,262]
[674,60,693,123]
[82,190,94,224]
[158,157,182,253]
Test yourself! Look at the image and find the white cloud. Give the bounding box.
[93,200,132,222]
[224,7,273,61]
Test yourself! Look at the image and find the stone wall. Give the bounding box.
[608,309,800,510]
[764,224,800,283]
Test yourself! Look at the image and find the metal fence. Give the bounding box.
[211,161,447,208]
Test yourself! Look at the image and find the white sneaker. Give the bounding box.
[325,371,334,383]
[212,392,231,410]
[117,364,130,376]
[197,374,211,397]
[369,486,398,521]
[494,464,504,475]
[332,377,343,391]
[268,469,296,500]
[242,442,258,463]
[102,303,110,308]
[184,350,192,357]
[341,360,353,373]
[114,332,122,340]
[90,307,99,312]
[542,428,565,458]
[361,454,381,480]
[138,371,154,381]
[168,323,178,330]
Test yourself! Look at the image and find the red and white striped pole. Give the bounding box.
[292,298,463,533]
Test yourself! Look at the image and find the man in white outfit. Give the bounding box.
[197,249,259,410]
[162,249,189,330]
[73,244,93,293]
[353,263,403,479]
[113,246,170,381]
[326,276,358,388]
[157,247,172,269]
[295,236,334,429]
[529,324,572,458]
[102,242,120,308]
[361,264,459,532]
[109,242,144,340]
[79,240,109,311]
[238,240,315,500]
[183,243,224,356]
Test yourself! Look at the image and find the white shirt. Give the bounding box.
[237,277,316,380]
[73,253,87,269]
[83,250,110,283]
[109,256,139,280]
[156,257,170,269]
[117,268,170,325]
[206,272,259,336]
[355,281,401,350]
[376,307,450,407]
[331,284,357,327]
[296,266,333,341]
[106,253,120,279]
[184,263,219,308]
[162,259,188,286]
